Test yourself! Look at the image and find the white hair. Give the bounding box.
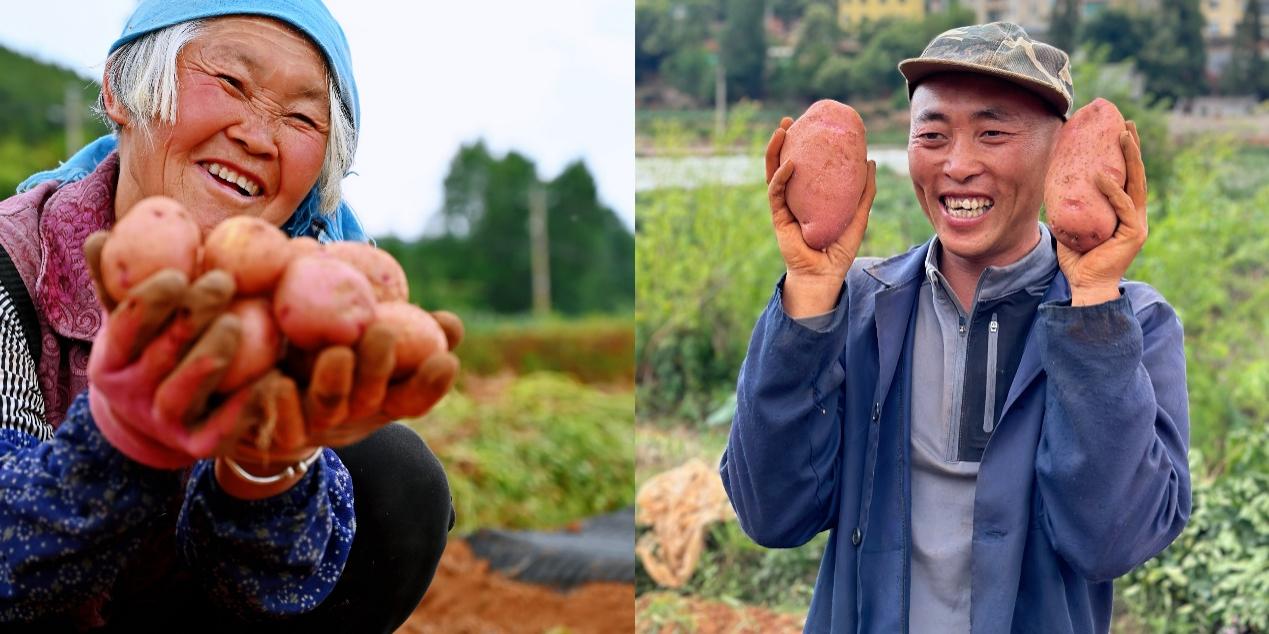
[94,20,355,215]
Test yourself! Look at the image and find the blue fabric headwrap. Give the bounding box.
[18,0,366,243]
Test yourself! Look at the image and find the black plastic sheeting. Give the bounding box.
[465,506,634,590]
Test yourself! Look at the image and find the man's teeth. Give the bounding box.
[206,163,260,196]
[943,196,993,218]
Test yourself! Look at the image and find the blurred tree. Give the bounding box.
[788,3,842,100]
[0,46,109,195]
[1137,0,1207,101]
[389,142,633,316]
[1080,8,1147,63]
[546,161,635,314]
[1224,0,1266,98]
[721,0,766,99]
[636,0,720,83]
[1047,0,1080,53]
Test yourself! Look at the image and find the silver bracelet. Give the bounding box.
[221,448,323,485]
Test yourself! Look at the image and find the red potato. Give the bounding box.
[374,301,448,379]
[100,196,202,302]
[779,100,869,250]
[290,236,322,260]
[217,298,282,392]
[202,216,294,295]
[273,254,376,349]
[324,242,410,302]
[1044,98,1127,253]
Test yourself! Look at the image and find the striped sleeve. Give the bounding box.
[0,281,50,441]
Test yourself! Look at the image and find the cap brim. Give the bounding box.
[898,58,1070,120]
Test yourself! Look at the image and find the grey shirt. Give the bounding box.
[796,224,1057,632]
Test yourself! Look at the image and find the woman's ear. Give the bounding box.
[101,73,129,127]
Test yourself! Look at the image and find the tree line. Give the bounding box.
[637,0,1268,106]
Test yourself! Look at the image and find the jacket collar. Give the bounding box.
[862,225,1064,296]
[863,241,931,290]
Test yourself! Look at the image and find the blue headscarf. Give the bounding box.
[19,0,366,243]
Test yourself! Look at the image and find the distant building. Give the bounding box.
[838,0,924,28]
[958,0,1055,37]
[1202,0,1269,39]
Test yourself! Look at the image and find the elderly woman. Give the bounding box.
[0,1,456,631]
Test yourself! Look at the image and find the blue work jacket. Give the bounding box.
[720,239,1191,633]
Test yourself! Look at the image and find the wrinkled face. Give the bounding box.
[907,73,1061,268]
[108,17,331,233]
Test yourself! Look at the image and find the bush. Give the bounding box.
[459,315,634,385]
[406,373,634,533]
[1119,430,1269,632]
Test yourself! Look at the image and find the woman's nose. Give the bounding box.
[226,110,278,158]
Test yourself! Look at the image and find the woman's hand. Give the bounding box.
[83,232,271,469]
[217,310,461,499]
[765,116,877,318]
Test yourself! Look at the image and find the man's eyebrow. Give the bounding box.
[971,107,1018,122]
[914,110,948,124]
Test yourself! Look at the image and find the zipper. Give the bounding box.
[983,313,999,433]
[946,314,969,462]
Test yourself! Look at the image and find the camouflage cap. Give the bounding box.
[898,22,1074,119]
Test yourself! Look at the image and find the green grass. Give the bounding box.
[405,372,634,533]
[458,315,634,385]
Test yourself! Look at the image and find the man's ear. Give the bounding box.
[101,73,130,128]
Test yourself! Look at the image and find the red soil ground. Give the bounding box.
[398,538,635,634]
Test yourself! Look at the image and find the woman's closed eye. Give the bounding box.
[218,74,245,92]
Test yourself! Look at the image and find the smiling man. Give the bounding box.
[720,22,1190,633]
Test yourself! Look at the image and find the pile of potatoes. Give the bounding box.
[99,198,448,399]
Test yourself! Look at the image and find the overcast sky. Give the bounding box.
[0,1,634,239]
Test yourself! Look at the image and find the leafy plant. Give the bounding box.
[405,373,634,533]
[1119,430,1269,633]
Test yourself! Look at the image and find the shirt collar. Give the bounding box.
[923,223,1058,305]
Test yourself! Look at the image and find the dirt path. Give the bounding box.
[398,539,635,633]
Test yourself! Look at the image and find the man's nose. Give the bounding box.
[943,138,984,182]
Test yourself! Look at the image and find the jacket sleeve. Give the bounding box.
[176,449,356,620]
[1034,291,1190,582]
[0,392,183,622]
[720,277,852,548]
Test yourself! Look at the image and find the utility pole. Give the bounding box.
[714,59,727,140]
[528,187,551,317]
[63,83,84,157]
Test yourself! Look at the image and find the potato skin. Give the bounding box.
[374,301,448,379]
[217,298,281,392]
[202,216,293,295]
[779,100,868,250]
[324,242,410,302]
[101,196,201,302]
[1044,98,1127,253]
[273,254,376,349]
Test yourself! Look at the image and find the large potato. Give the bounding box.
[273,254,376,349]
[100,196,201,302]
[217,298,281,392]
[779,100,868,250]
[202,216,293,295]
[324,242,409,302]
[374,301,448,379]
[1044,98,1127,253]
